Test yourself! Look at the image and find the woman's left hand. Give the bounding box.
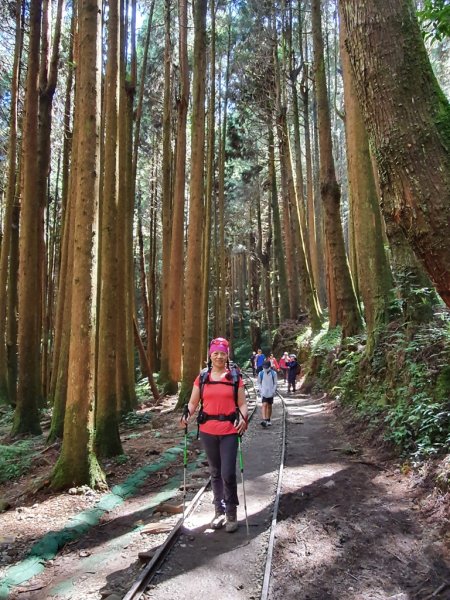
[235,417,248,435]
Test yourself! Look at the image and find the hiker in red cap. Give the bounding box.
[181,337,248,532]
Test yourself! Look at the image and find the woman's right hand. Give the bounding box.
[180,404,190,427]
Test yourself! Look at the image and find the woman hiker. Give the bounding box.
[180,337,248,532]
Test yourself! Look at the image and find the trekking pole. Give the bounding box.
[238,435,250,536]
[183,422,188,520]
[181,404,190,520]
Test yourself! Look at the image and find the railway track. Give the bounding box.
[123,372,287,600]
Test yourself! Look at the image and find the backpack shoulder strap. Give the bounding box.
[199,367,210,403]
[230,366,241,406]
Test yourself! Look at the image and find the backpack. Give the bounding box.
[258,369,276,385]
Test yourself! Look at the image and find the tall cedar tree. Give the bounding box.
[339,7,394,353]
[158,0,173,389]
[95,0,123,457]
[0,0,21,405]
[311,0,363,337]
[167,0,189,390]
[13,0,43,435]
[178,0,208,405]
[339,0,450,308]
[51,0,105,489]
[200,0,216,357]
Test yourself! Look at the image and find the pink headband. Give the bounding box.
[209,337,229,355]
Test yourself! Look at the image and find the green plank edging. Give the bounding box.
[0,432,200,599]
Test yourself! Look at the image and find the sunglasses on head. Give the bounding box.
[210,337,229,347]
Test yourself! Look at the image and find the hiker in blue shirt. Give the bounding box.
[255,348,266,374]
[258,359,277,427]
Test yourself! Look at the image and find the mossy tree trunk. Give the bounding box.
[339,7,394,353]
[95,0,123,457]
[51,0,105,489]
[339,0,450,308]
[311,0,363,338]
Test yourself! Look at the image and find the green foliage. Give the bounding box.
[0,440,34,483]
[121,410,152,428]
[418,0,450,42]
[232,337,253,369]
[310,325,342,383]
[135,378,151,401]
[114,454,130,465]
[322,311,450,460]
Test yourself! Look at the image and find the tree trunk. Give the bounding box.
[178,0,207,405]
[339,8,394,353]
[166,0,189,391]
[51,0,105,489]
[311,0,363,338]
[0,0,21,405]
[95,0,123,458]
[339,0,450,308]
[158,0,173,387]
[13,0,43,435]
[268,122,289,323]
[200,0,216,359]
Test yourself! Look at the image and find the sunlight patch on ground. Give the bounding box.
[284,462,346,487]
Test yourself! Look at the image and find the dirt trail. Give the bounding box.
[1,383,449,599]
[269,388,450,600]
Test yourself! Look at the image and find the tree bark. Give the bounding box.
[95,0,123,458]
[51,0,105,489]
[178,0,207,405]
[13,0,43,435]
[158,0,173,387]
[339,0,450,308]
[339,7,394,353]
[311,0,363,338]
[167,0,189,391]
[0,0,22,405]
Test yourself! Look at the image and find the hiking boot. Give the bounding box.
[261,420,267,428]
[210,506,226,529]
[266,420,272,427]
[225,509,238,533]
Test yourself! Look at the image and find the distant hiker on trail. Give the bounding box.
[287,354,299,393]
[268,353,279,372]
[255,348,266,374]
[180,337,248,533]
[279,352,289,382]
[249,351,257,376]
[258,359,277,427]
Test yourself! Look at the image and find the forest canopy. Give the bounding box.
[0,0,448,489]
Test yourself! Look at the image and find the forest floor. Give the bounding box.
[0,378,449,599]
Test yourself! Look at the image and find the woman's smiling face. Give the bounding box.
[210,350,227,365]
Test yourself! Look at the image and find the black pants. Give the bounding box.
[199,431,239,512]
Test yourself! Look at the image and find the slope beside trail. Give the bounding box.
[268,386,450,600]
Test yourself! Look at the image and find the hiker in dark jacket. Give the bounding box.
[287,354,299,393]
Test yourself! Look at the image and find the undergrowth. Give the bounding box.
[305,310,450,462]
[0,440,34,483]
